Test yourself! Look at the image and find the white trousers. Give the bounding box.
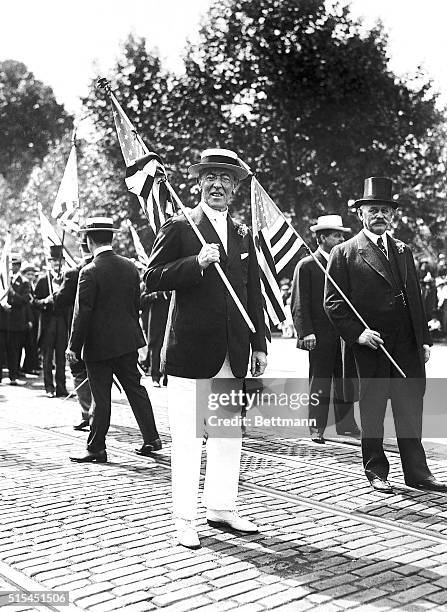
[168,356,243,521]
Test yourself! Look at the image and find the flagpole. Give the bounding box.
[165,182,256,334]
[96,77,256,335]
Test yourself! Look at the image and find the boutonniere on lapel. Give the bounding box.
[394,240,405,254]
[236,223,249,238]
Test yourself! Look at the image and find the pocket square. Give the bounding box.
[240,253,249,260]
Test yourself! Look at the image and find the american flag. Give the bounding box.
[38,205,77,269]
[51,140,80,234]
[127,220,150,267]
[251,177,306,341]
[110,93,173,235]
[0,233,11,306]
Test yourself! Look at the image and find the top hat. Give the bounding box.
[353,177,397,209]
[79,216,118,233]
[188,148,249,181]
[310,214,351,233]
[10,252,22,264]
[49,245,64,260]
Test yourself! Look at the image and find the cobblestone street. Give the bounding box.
[1,338,447,611]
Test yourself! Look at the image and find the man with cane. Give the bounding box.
[325,177,447,493]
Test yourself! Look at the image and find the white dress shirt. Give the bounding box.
[363,228,389,257]
[200,201,228,253]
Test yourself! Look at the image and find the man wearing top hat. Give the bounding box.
[67,215,161,463]
[324,177,447,493]
[291,215,360,443]
[34,245,70,398]
[48,236,93,430]
[21,264,40,376]
[145,148,267,549]
[0,253,32,385]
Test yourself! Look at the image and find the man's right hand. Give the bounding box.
[357,329,383,350]
[303,333,317,350]
[197,243,220,269]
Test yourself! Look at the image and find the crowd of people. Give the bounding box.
[1,148,447,551]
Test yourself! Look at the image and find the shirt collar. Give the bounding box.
[93,245,113,257]
[317,246,330,262]
[363,228,389,250]
[200,200,228,222]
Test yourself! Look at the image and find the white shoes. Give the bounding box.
[175,519,201,549]
[206,509,259,533]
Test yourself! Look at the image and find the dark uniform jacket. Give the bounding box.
[5,274,31,332]
[69,250,145,362]
[34,274,71,346]
[145,205,266,378]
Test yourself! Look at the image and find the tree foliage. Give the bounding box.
[0,60,72,191]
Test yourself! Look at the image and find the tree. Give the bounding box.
[0,60,72,191]
[181,0,446,248]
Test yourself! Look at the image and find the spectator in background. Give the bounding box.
[417,259,437,323]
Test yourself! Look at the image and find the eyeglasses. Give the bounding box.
[202,173,234,185]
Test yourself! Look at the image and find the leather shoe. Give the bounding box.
[207,510,259,534]
[69,450,107,463]
[370,476,393,494]
[406,478,447,493]
[337,429,361,438]
[135,439,163,455]
[311,433,325,444]
[46,391,55,398]
[73,420,89,431]
[56,389,69,397]
[175,519,201,549]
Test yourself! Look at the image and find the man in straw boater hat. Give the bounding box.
[34,244,70,398]
[67,215,161,463]
[145,148,267,549]
[49,234,93,430]
[291,215,360,444]
[324,177,447,493]
[0,252,31,385]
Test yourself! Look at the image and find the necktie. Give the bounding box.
[377,236,387,258]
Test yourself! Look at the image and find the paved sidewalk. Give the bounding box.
[2,344,447,611]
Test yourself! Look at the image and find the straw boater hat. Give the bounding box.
[188,148,249,181]
[353,177,397,209]
[310,215,351,233]
[78,216,119,233]
[10,252,22,264]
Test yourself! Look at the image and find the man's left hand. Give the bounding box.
[251,351,267,377]
[66,349,79,364]
[423,344,431,363]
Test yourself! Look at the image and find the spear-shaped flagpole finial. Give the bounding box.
[96,77,112,95]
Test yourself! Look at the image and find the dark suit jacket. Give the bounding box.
[6,274,31,332]
[69,250,145,362]
[324,230,431,375]
[291,250,338,347]
[144,205,266,378]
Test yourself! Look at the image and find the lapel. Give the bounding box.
[356,230,394,287]
[191,205,228,263]
[388,236,408,287]
[227,216,241,266]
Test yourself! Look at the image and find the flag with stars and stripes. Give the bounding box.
[51,141,80,234]
[110,93,174,235]
[0,233,11,306]
[38,205,77,269]
[251,177,306,341]
[127,220,150,267]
